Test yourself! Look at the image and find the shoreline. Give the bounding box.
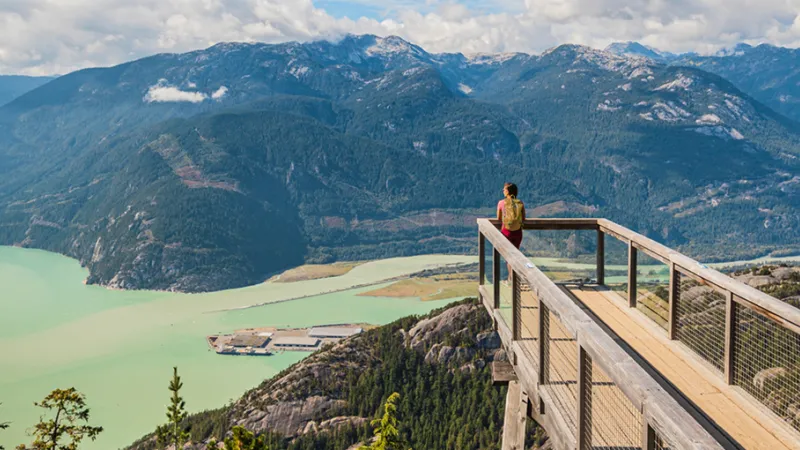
[5,244,800,297]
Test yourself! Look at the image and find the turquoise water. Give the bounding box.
[0,247,473,450]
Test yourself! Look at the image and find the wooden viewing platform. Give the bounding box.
[477,218,800,450]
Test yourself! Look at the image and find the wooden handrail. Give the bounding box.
[483,217,800,334]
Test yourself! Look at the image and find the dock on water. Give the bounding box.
[207,324,365,356]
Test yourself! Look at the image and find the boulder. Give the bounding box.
[746,275,777,288]
[477,331,501,349]
[753,367,788,391]
[771,267,796,281]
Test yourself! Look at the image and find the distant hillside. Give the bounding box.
[0,75,53,106]
[126,299,547,449]
[0,35,798,291]
[673,44,800,123]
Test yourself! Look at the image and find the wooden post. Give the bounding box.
[577,346,590,450]
[479,232,486,286]
[724,292,736,385]
[538,304,549,386]
[494,248,501,309]
[596,230,605,286]
[628,242,638,308]
[668,263,678,340]
[641,421,656,450]
[512,270,520,340]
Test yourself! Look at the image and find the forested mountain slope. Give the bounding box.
[0,35,798,291]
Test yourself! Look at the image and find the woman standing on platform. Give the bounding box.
[497,183,525,284]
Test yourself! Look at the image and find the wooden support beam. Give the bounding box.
[642,421,656,450]
[668,263,678,340]
[538,304,549,386]
[628,242,638,308]
[577,346,590,450]
[479,232,486,286]
[501,381,527,450]
[492,360,518,385]
[596,230,605,286]
[512,270,521,340]
[724,291,736,385]
[494,248,501,309]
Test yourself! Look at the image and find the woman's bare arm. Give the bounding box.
[522,203,526,221]
[497,203,503,221]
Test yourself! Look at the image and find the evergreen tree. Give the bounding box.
[157,367,190,450]
[16,388,103,450]
[221,427,268,450]
[360,393,409,450]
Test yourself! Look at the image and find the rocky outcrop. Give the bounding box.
[237,396,347,436]
[406,303,476,351]
[753,367,788,391]
[424,343,475,365]
[477,331,501,349]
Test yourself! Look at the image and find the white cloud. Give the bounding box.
[144,83,207,103]
[2,0,800,75]
[211,86,228,99]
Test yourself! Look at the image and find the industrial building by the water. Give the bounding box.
[208,325,364,356]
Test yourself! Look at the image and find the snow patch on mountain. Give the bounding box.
[696,114,722,125]
[458,83,473,94]
[289,65,310,78]
[694,126,746,141]
[655,74,693,91]
[365,36,414,58]
[403,67,424,77]
[652,102,691,121]
[464,53,519,65]
[597,103,621,112]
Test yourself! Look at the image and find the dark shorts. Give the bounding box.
[501,228,523,249]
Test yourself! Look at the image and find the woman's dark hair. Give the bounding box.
[504,182,518,198]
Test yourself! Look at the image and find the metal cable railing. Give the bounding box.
[674,270,726,374]
[732,300,800,433]
[654,433,672,450]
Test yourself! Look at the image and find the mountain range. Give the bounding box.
[0,35,799,292]
[0,75,52,106]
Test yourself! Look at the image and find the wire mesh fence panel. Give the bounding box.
[516,275,539,370]
[543,306,579,437]
[732,300,800,434]
[484,238,495,288]
[498,253,513,329]
[604,234,629,298]
[521,230,597,283]
[584,356,643,449]
[635,251,670,331]
[654,432,672,450]
[674,270,726,374]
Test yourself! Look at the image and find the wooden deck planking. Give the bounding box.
[568,286,799,450]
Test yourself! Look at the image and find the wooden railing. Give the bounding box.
[478,218,800,449]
